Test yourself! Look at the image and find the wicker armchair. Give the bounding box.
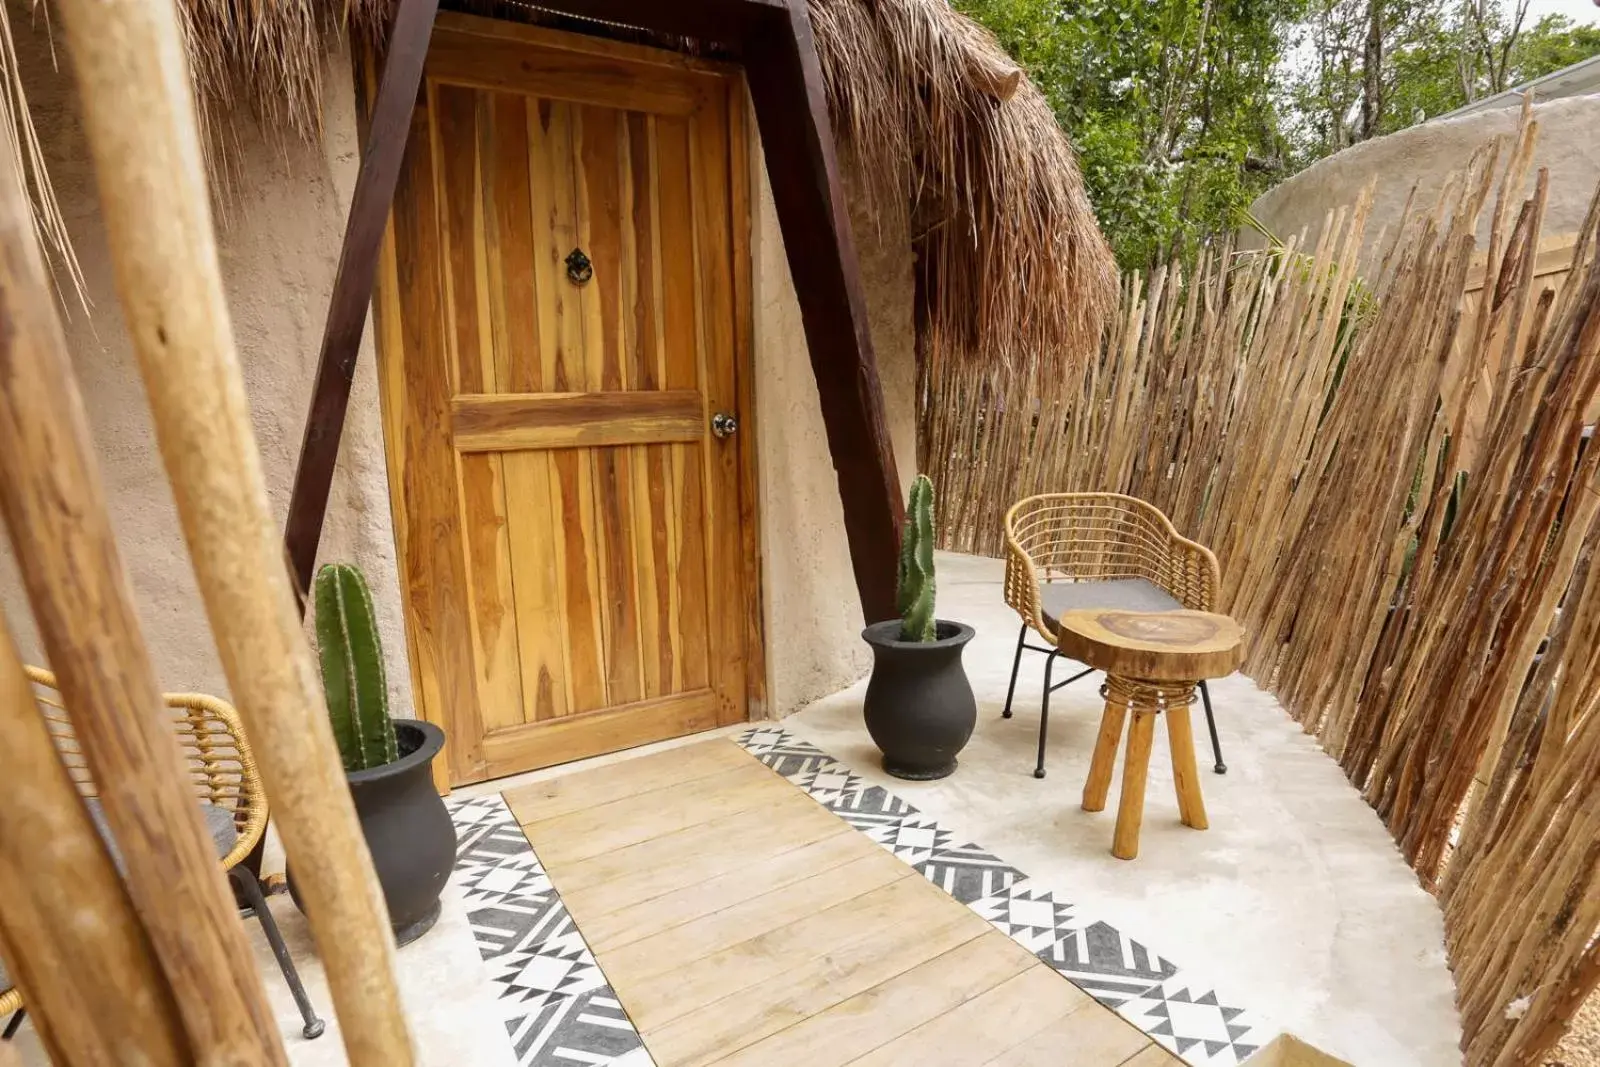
[0,666,324,1043]
[1001,493,1227,779]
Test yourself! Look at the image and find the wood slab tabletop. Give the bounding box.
[1054,608,1244,681]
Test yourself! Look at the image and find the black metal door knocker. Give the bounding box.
[565,248,593,285]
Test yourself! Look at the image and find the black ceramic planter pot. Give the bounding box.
[292,720,456,946]
[861,619,977,780]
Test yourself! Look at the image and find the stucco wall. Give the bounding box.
[749,111,920,719]
[1250,94,1600,269]
[0,27,415,717]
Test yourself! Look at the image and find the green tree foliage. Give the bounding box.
[955,0,1300,269]
[954,0,1599,266]
[1285,2,1600,165]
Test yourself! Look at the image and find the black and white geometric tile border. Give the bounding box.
[446,794,655,1067]
[737,726,1274,1067]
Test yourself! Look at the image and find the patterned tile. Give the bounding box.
[971,881,1080,951]
[1039,917,1178,1008]
[459,854,552,907]
[467,892,575,959]
[737,726,836,777]
[917,840,1024,904]
[448,795,652,1067]
[862,812,953,865]
[506,989,643,1065]
[824,784,919,831]
[1117,978,1267,1065]
[495,934,608,1010]
[790,762,865,803]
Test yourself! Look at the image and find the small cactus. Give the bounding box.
[896,475,938,642]
[314,563,397,771]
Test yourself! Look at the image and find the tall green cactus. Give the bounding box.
[314,563,398,772]
[896,474,938,642]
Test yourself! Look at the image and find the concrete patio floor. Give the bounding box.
[778,552,1461,1066]
[1,553,1461,1065]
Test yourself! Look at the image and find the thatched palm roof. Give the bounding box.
[21,0,1116,373]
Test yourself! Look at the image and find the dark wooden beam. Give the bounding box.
[282,0,439,600]
[742,1,904,622]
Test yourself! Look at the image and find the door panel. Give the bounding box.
[376,19,752,785]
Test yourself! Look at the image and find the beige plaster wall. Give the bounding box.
[1250,94,1600,270]
[749,109,919,719]
[0,27,416,717]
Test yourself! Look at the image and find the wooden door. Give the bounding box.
[374,16,758,786]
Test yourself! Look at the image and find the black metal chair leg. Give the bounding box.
[1002,623,1028,720]
[1034,652,1055,779]
[2,1009,25,1041]
[230,866,326,1040]
[1199,679,1226,774]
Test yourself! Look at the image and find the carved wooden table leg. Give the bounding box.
[1166,703,1209,830]
[1113,706,1158,860]
[1082,701,1127,813]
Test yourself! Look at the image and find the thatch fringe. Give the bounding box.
[923,106,1600,1066]
[15,0,1115,375]
[806,0,1116,376]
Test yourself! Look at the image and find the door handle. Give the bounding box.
[711,412,738,439]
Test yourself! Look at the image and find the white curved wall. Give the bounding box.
[1251,94,1600,268]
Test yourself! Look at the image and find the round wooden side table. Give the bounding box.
[1054,608,1245,860]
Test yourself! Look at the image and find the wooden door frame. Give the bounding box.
[368,18,767,784]
[285,0,903,633]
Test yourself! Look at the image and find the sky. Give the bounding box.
[1526,0,1600,26]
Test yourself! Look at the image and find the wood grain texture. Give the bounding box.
[54,4,414,1057]
[428,27,702,115]
[848,965,1087,1067]
[1166,705,1209,830]
[1082,702,1127,814]
[980,1000,1153,1066]
[1112,710,1158,861]
[1055,609,1244,681]
[451,390,703,450]
[0,86,287,1065]
[377,24,755,784]
[519,740,1159,1067]
[479,690,721,779]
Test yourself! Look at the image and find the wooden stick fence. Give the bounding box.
[0,0,413,1062]
[922,107,1600,1066]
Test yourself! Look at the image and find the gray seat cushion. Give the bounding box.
[1039,578,1182,631]
[83,797,240,874]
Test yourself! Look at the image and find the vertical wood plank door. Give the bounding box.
[374,16,758,786]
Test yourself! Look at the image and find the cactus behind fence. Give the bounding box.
[314,563,397,771]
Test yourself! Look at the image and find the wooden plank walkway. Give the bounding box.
[504,738,1181,1067]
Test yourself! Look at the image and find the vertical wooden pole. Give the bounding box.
[743,1,904,622]
[0,120,283,1061]
[0,611,189,1066]
[1165,705,1209,830]
[50,2,414,1063]
[283,0,439,599]
[1112,709,1157,861]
